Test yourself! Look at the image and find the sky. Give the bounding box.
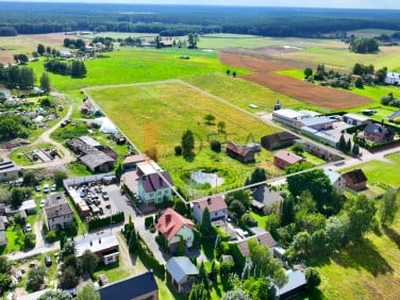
[3,0,400,10]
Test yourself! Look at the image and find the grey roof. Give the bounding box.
[75,231,119,257]
[0,231,6,246]
[79,151,115,170]
[46,192,67,206]
[299,116,333,127]
[364,122,395,138]
[20,199,36,212]
[273,109,308,120]
[141,171,173,193]
[252,184,283,207]
[343,113,371,122]
[323,168,341,185]
[44,200,73,219]
[98,271,158,300]
[166,256,199,283]
[0,160,18,174]
[274,270,306,297]
[0,218,4,231]
[78,135,101,148]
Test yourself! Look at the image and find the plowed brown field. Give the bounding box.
[219,52,372,110]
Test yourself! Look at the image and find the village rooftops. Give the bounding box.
[0,160,18,173]
[44,202,72,219]
[194,196,227,213]
[141,171,174,193]
[98,271,158,300]
[156,208,195,241]
[274,150,303,165]
[75,232,119,257]
[136,160,162,176]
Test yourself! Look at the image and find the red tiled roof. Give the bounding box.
[343,169,367,184]
[274,150,303,164]
[226,142,251,157]
[156,208,195,241]
[122,154,148,165]
[195,196,227,213]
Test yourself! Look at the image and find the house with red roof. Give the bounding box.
[274,150,303,169]
[192,196,228,224]
[156,208,196,252]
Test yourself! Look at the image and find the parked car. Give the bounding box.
[43,184,49,193]
[102,191,109,200]
[25,223,32,232]
[35,185,41,192]
[51,184,57,191]
[40,199,46,208]
[45,256,52,267]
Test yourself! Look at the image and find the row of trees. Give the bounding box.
[44,59,87,78]
[2,2,400,37]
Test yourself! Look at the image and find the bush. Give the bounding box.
[88,212,124,231]
[240,213,258,228]
[174,145,182,156]
[136,234,165,278]
[144,216,154,229]
[45,230,57,243]
[210,140,221,152]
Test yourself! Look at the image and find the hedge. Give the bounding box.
[88,211,125,231]
[137,233,165,278]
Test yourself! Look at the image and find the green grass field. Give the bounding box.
[86,81,283,195]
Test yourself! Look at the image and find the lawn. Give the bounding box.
[340,152,400,189]
[312,206,400,299]
[86,80,282,195]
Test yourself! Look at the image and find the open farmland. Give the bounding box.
[85,80,283,195]
[219,52,372,110]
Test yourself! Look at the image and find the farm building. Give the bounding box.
[75,232,119,265]
[78,151,116,172]
[44,193,74,231]
[226,142,255,163]
[0,160,19,182]
[342,169,368,191]
[166,257,199,296]
[122,154,148,172]
[363,122,395,143]
[272,109,309,127]
[156,208,196,251]
[98,271,158,300]
[300,126,339,148]
[260,132,298,150]
[342,113,371,126]
[192,196,228,224]
[274,150,303,169]
[297,116,333,130]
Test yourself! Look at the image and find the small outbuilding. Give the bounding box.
[274,150,303,169]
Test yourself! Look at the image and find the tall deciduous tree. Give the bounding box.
[345,194,376,240]
[37,44,45,56]
[40,72,51,93]
[79,250,99,276]
[77,284,100,300]
[380,189,398,226]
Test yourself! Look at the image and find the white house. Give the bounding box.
[384,72,400,85]
[192,196,228,224]
[323,167,346,194]
[75,232,119,265]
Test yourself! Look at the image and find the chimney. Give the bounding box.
[99,238,101,244]
[166,213,171,225]
[90,240,92,246]
[207,198,211,205]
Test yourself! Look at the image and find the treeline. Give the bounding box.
[0,64,35,89]
[44,59,87,78]
[1,2,400,37]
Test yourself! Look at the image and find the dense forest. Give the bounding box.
[1,2,400,37]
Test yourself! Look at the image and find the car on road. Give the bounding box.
[40,199,46,208]
[25,223,32,232]
[43,184,49,193]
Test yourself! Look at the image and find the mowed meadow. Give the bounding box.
[86,81,283,194]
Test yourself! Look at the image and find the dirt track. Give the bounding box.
[219,52,372,110]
